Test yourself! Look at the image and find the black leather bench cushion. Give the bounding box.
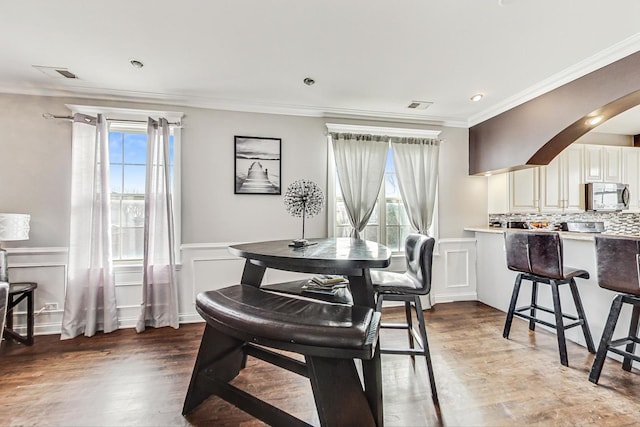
[196,284,375,350]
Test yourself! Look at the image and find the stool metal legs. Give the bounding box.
[503,273,523,339]
[568,279,596,354]
[623,304,640,372]
[589,294,640,384]
[550,279,569,366]
[376,293,439,405]
[503,274,594,367]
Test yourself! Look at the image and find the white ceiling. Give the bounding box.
[2,0,640,132]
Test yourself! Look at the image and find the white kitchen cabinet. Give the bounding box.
[487,173,509,214]
[509,167,539,212]
[622,146,640,212]
[539,144,584,212]
[584,144,622,183]
[488,143,629,215]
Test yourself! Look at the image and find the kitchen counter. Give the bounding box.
[464,226,598,241]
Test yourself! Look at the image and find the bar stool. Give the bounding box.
[370,233,438,405]
[503,231,595,366]
[589,235,640,384]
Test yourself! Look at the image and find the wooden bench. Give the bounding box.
[182,284,381,427]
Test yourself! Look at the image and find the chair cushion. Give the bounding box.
[371,270,424,295]
[196,284,376,350]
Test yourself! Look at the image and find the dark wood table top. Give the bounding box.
[229,237,391,276]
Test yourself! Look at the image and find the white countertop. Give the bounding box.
[464,227,597,241]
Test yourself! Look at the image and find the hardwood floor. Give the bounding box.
[1,301,639,426]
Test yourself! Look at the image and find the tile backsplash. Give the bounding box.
[488,212,640,235]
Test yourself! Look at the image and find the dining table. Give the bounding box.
[228,237,392,426]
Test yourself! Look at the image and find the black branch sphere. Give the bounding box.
[283,179,324,244]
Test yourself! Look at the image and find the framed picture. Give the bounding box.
[234,136,282,194]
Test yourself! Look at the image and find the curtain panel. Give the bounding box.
[61,113,118,339]
[331,133,388,239]
[390,137,440,235]
[137,118,178,332]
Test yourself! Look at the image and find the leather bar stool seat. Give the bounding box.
[503,231,596,367]
[589,235,640,384]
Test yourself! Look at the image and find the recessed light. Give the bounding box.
[586,116,603,126]
[470,93,484,102]
[130,59,144,69]
[303,77,315,86]
[484,172,492,177]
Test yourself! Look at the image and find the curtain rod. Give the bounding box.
[42,113,181,126]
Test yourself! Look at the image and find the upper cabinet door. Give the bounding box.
[539,144,584,212]
[539,157,562,212]
[603,146,622,182]
[509,167,539,212]
[622,147,640,212]
[584,144,623,183]
[584,145,603,182]
[563,144,585,212]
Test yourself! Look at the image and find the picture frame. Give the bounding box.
[234,136,282,194]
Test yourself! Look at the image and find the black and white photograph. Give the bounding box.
[234,136,281,194]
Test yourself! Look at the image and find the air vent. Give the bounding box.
[55,69,77,79]
[407,101,433,110]
[33,65,79,79]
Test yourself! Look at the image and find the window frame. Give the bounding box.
[66,104,183,266]
[326,123,440,255]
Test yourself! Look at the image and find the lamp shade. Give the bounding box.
[0,213,30,241]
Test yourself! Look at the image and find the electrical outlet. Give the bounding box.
[44,302,58,311]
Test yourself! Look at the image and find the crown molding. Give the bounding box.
[0,84,469,128]
[9,31,640,131]
[468,33,640,127]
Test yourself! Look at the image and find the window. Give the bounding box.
[109,127,174,261]
[327,124,439,253]
[335,148,413,251]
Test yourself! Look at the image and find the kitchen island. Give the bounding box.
[465,227,633,362]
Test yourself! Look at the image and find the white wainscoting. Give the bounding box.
[179,242,315,323]
[6,239,477,336]
[430,238,478,304]
[5,247,68,336]
[179,239,478,320]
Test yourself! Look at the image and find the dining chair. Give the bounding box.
[370,233,438,405]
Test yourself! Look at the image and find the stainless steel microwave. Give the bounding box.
[585,182,630,211]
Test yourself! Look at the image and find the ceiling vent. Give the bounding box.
[407,101,433,110]
[32,65,78,79]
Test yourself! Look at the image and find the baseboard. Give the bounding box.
[432,292,478,304]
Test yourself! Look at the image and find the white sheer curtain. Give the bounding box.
[331,133,388,239]
[137,118,178,332]
[62,113,118,339]
[391,137,440,234]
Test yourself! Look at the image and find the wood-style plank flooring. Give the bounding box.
[1,301,639,426]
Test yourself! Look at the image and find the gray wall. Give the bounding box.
[1,92,488,333]
[1,92,487,248]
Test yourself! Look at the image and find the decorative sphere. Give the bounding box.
[283,179,324,218]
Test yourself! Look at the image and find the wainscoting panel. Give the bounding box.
[179,242,312,323]
[5,247,68,336]
[431,238,477,304]
[5,240,478,336]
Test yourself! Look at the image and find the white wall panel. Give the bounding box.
[431,238,477,304]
